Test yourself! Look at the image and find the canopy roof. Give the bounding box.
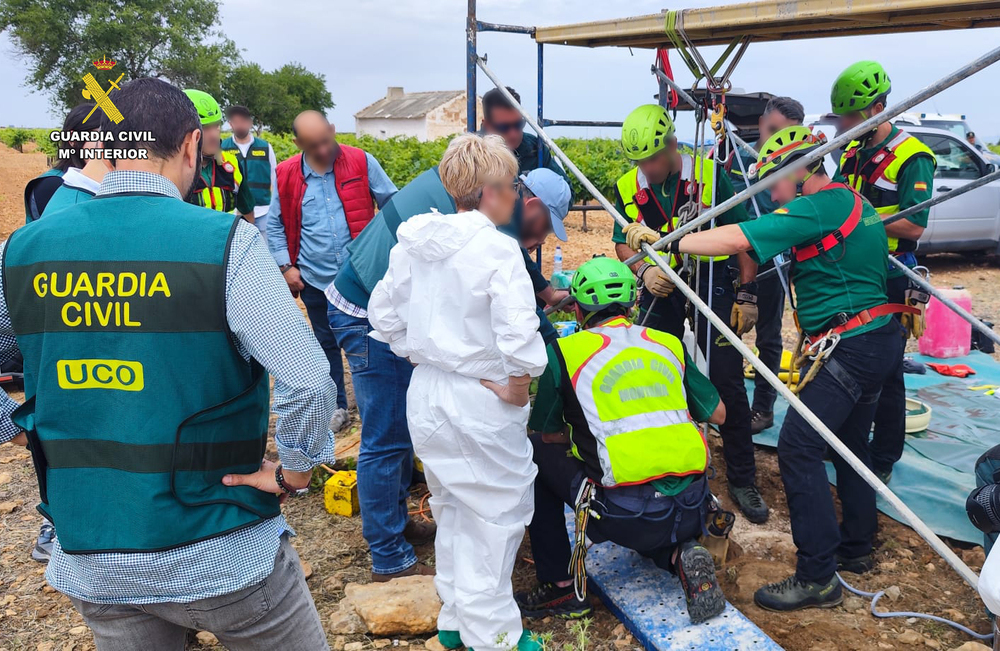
[533,0,1000,49]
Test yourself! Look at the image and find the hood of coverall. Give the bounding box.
[395,209,496,262]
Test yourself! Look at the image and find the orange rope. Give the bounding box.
[408,492,433,522]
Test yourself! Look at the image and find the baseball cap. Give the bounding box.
[520,168,572,241]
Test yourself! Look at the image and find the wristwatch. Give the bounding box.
[279,264,294,273]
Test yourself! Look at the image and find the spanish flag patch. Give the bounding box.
[914,182,928,191]
[775,208,789,214]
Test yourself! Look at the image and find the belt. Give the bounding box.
[809,303,918,343]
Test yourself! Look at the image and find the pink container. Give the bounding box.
[918,287,972,359]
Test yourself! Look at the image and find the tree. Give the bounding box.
[223,62,334,134]
[0,0,240,112]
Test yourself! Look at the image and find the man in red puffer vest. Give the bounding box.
[267,110,398,434]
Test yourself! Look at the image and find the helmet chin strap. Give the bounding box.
[795,168,816,197]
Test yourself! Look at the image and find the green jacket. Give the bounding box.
[3,195,278,553]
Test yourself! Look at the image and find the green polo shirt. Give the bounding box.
[739,185,890,337]
[612,166,749,244]
[834,126,935,279]
[529,340,720,495]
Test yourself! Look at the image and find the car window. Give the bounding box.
[917,134,982,180]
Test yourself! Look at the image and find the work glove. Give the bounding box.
[730,283,758,336]
[901,287,930,339]
[481,374,533,408]
[640,264,675,298]
[623,222,660,252]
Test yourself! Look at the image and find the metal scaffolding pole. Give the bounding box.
[625,44,1000,267]
[475,54,980,590]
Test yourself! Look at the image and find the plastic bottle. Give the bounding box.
[918,286,972,359]
[553,246,563,275]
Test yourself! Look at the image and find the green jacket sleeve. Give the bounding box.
[528,344,566,433]
[683,351,720,423]
[895,155,935,228]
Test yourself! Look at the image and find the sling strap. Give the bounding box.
[791,183,863,263]
[809,303,920,342]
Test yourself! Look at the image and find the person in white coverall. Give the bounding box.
[368,133,548,651]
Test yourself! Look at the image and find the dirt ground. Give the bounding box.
[0,144,996,651]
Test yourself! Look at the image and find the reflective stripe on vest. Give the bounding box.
[839,131,936,252]
[556,318,708,487]
[193,151,243,213]
[222,137,272,206]
[615,160,728,266]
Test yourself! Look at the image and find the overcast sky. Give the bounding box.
[3,0,1000,142]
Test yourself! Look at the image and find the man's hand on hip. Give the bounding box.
[283,266,305,295]
[223,459,311,503]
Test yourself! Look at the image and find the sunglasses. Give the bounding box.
[491,118,527,134]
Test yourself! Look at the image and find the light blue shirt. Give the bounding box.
[267,152,397,289]
[0,171,337,604]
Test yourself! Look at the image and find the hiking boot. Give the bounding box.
[837,553,875,575]
[31,520,54,563]
[371,562,435,583]
[676,540,726,624]
[753,574,842,612]
[729,484,769,524]
[436,630,464,650]
[750,410,774,434]
[403,518,437,546]
[516,582,592,619]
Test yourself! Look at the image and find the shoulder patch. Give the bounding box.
[222,162,235,173]
[914,181,928,191]
[774,208,789,214]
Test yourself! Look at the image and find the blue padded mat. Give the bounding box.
[750,351,1000,544]
[565,513,782,651]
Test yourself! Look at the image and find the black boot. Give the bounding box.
[676,540,726,624]
[754,574,842,612]
[729,484,769,524]
[515,582,592,619]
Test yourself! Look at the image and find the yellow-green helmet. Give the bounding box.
[571,256,637,312]
[621,104,675,161]
[831,61,891,115]
[184,89,222,126]
[753,126,827,180]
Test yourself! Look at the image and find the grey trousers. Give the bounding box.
[70,536,329,651]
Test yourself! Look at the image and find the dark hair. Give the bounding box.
[483,86,520,122]
[763,96,805,124]
[54,103,97,172]
[582,304,630,327]
[226,105,252,120]
[103,78,201,160]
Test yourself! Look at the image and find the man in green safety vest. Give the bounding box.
[516,256,727,625]
[831,61,936,485]
[222,105,277,240]
[612,104,768,525]
[183,89,255,220]
[658,125,907,612]
[0,78,336,647]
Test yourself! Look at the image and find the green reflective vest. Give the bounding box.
[615,162,728,267]
[3,196,278,553]
[839,130,936,252]
[555,317,708,487]
[222,136,273,207]
[42,184,96,217]
[190,151,244,213]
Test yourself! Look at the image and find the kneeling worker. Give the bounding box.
[518,256,727,625]
[634,126,908,611]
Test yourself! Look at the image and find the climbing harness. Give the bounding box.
[570,480,598,601]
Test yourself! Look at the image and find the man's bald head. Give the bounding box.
[293,110,337,167]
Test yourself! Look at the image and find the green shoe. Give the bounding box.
[729,484,769,524]
[437,630,464,650]
[753,574,842,612]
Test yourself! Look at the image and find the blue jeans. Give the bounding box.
[328,304,416,574]
[300,283,347,410]
[777,322,903,583]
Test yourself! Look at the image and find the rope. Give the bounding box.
[838,573,993,642]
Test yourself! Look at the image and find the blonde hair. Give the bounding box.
[439,133,518,210]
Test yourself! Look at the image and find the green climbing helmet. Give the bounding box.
[571,257,637,312]
[753,126,827,181]
[184,89,223,126]
[621,104,675,161]
[831,61,891,115]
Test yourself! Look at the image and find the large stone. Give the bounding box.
[195,631,219,646]
[344,576,441,636]
[898,630,923,645]
[948,643,991,651]
[328,601,367,635]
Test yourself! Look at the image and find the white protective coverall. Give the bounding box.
[369,208,547,650]
[979,542,1000,615]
